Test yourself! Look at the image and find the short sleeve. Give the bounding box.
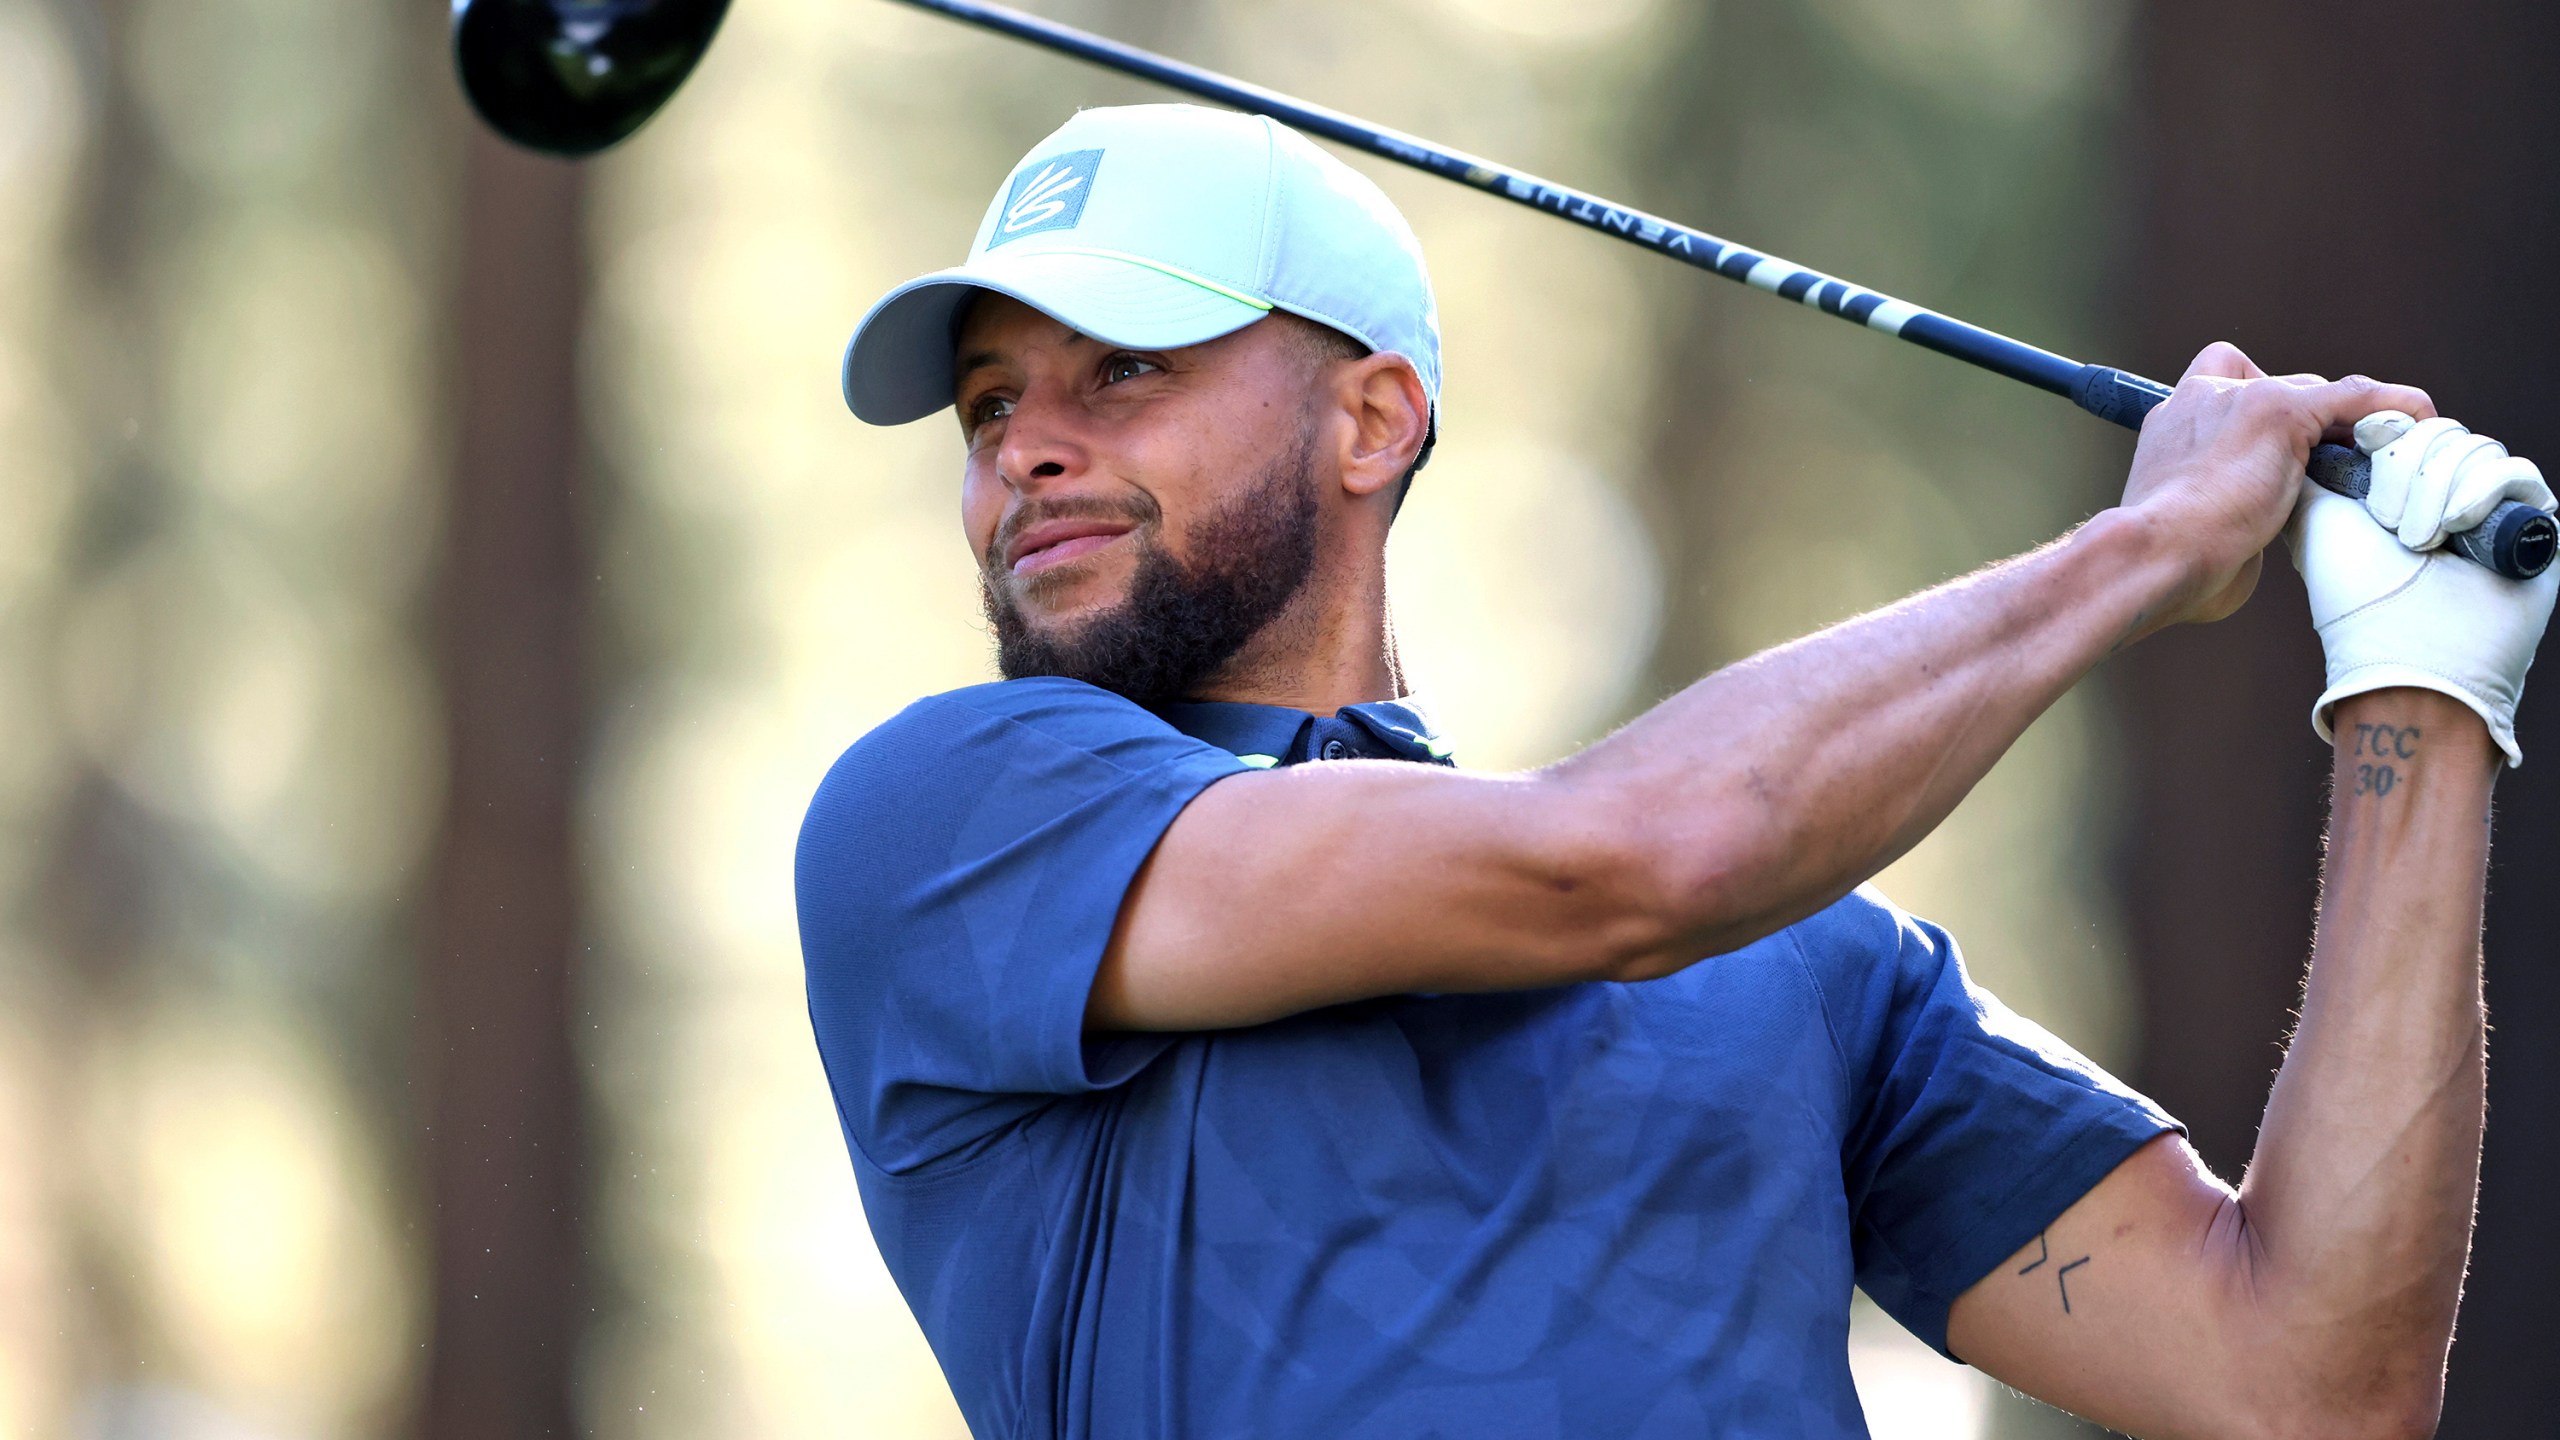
[796,677,1248,1175]
[1801,889,2180,1357]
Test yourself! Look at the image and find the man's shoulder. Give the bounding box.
[799,676,1243,874]
[1786,885,1947,972]
[1771,886,1968,1054]
[810,677,1172,803]
[857,674,1159,744]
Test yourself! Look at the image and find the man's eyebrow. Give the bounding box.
[955,325,1094,382]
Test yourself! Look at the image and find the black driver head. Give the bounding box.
[452,0,733,156]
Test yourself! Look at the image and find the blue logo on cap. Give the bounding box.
[988,149,1102,249]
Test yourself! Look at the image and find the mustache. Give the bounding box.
[983,492,1161,572]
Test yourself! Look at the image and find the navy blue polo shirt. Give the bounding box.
[797,676,2175,1438]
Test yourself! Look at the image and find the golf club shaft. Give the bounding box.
[900,0,2551,579]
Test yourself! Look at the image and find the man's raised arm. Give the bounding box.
[1091,347,2431,1033]
[1945,409,2558,1438]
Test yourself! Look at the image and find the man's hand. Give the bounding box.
[2119,343,2435,633]
[2289,412,2559,766]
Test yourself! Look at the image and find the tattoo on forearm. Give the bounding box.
[2349,722,2422,799]
[2015,1232,2093,1315]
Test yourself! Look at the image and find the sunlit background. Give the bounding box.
[11,0,2560,1436]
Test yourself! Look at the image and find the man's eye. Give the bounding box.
[969,395,1015,431]
[1103,354,1161,385]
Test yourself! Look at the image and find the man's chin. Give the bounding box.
[1007,605,1126,662]
[988,582,1133,666]
[1003,561,1134,623]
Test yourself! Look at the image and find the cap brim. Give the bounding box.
[841,250,1272,425]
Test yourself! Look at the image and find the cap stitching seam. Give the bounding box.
[1269,299,1383,357]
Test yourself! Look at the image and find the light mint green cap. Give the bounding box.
[843,103,1442,425]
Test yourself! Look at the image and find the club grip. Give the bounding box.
[2306,444,2557,580]
[2071,369,2555,581]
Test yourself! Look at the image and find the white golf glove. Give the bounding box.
[2354,411,2553,552]
[2287,411,2559,767]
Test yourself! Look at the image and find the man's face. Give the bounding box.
[952,294,1332,705]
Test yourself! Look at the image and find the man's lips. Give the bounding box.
[1007,518,1134,575]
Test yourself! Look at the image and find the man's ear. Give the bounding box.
[1335,353,1430,501]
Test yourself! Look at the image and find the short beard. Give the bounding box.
[981,430,1321,708]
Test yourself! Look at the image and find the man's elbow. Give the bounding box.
[1535,778,1760,984]
[2361,1389,2445,1440]
[2236,1349,2444,1440]
[2258,1388,2440,1440]
[2198,1221,2460,1440]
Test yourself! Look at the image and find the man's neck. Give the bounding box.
[1190,662,1402,717]
[1187,579,1403,717]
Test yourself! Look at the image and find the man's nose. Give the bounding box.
[995,382,1092,492]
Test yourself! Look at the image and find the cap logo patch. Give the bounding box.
[988,149,1102,249]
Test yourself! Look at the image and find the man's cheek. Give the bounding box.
[959,466,1003,553]
[964,512,1007,570]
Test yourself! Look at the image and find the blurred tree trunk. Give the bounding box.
[417,129,592,1439]
[43,0,168,1408]
[2124,4,2560,1431]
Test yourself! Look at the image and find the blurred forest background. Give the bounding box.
[4,0,2555,1436]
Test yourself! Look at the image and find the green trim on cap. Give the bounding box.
[1041,247,1276,312]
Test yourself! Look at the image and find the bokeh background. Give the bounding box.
[5,0,2556,1436]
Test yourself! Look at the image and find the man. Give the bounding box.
[798,103,2557,1438]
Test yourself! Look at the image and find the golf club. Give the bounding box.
[451,0,2558,580]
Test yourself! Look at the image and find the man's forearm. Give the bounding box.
[1560,504,2193,970]
[2233,688,2492,1425]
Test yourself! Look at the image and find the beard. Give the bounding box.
[981,428,1321,708]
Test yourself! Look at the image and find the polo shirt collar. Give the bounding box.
[1154,697,1456,769]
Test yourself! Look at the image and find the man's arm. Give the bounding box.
[1092,349,2429,1032]
[1947,687,2492,1440]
